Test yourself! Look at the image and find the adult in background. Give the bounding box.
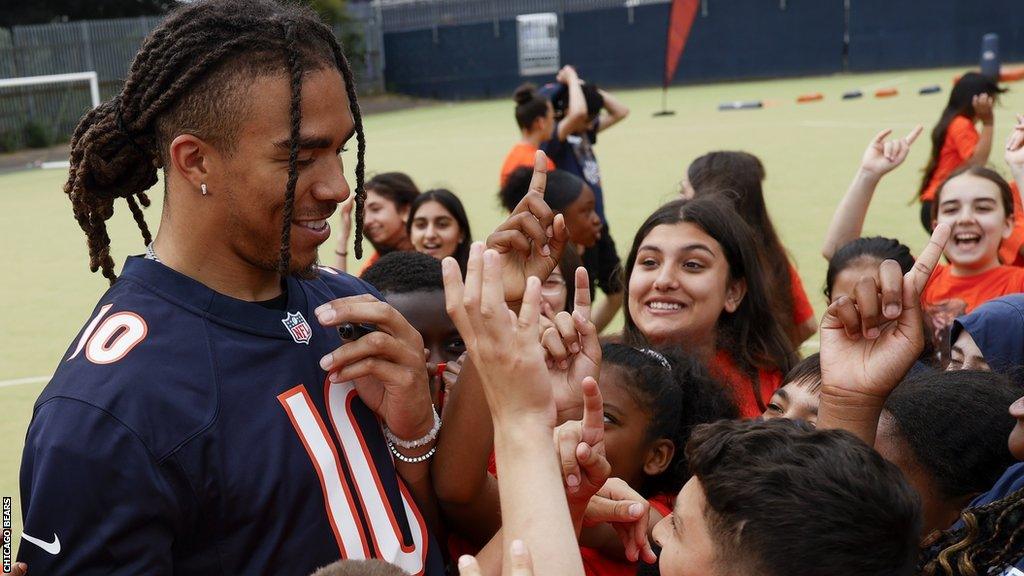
[19,1,443,573]
[334,171,420,274]
[541,65,630,332]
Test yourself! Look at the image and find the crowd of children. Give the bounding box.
[12,2,1024,574]
[319,68,1024,576]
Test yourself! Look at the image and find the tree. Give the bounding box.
[306,0,349,25]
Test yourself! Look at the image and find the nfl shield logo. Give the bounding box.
[282,311,313,345]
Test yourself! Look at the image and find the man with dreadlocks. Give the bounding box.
[17,1,450,574]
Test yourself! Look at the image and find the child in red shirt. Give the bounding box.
[682,151,818,348]
[577,345,736,576]
[621,197,796,418]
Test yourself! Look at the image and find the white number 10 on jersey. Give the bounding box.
[278,382,427,575]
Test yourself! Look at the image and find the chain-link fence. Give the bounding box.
[376,0,670,33]
[0,11,383,151]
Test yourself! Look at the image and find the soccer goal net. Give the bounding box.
[0,71,100,158]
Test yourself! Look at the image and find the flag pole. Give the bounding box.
[654,85,675,117]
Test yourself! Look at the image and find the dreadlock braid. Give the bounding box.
[312,24,367,259]
[64,0,367,283]
[279,20,303,275]
[918,486,1024,576]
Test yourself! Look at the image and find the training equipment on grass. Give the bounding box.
[919,85,942,95]
[718,100,763,111]
[797,92,823,103]
[875,88,898,98]
[980,33,999,79]
[842,90,863,100]
[1001,67,1024,82]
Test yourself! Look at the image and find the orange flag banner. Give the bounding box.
[664,0,700,87]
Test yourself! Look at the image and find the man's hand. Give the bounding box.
[487,151,569,308]
[315,295,434,440]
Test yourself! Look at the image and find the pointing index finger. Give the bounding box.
[910,223,950,295]
[580,376,604,445]
[905,125,924,145]
[519,150,549,209]
[574,266,592,321]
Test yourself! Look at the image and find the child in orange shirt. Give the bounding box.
[824,119,1024,357]
[500,83,556,186]
[921,166,1024,347]
[917,72,1004,231]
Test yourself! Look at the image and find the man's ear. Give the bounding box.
[724,277,747,314]
[168,134,214,190]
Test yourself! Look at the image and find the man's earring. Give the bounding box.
[201,183,208,196]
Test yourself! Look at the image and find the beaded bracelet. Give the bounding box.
[382,407,441,450]
[388,442,437,464]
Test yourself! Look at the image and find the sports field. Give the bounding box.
[2,65,1023,550]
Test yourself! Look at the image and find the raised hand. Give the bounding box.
[859,126,923,178]
[819,223,950,408]
[487,151,570,307]
[315,295,434,441]
[443,243,556,428]
[583,478,658,565]
[1005,113,1024,176]
[556,65,579,85]
[541,267,601,421]
[334,193,354,269]
[974,93,995,124]
[555,377,609,502]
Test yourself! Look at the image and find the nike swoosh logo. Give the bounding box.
[22,532,61,555]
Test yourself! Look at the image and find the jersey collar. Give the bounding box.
[119,256,313,340]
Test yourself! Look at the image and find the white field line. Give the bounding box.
[0,375,50,388]
[797,120,921,129]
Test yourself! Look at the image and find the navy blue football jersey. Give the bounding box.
[18,257,444,575]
